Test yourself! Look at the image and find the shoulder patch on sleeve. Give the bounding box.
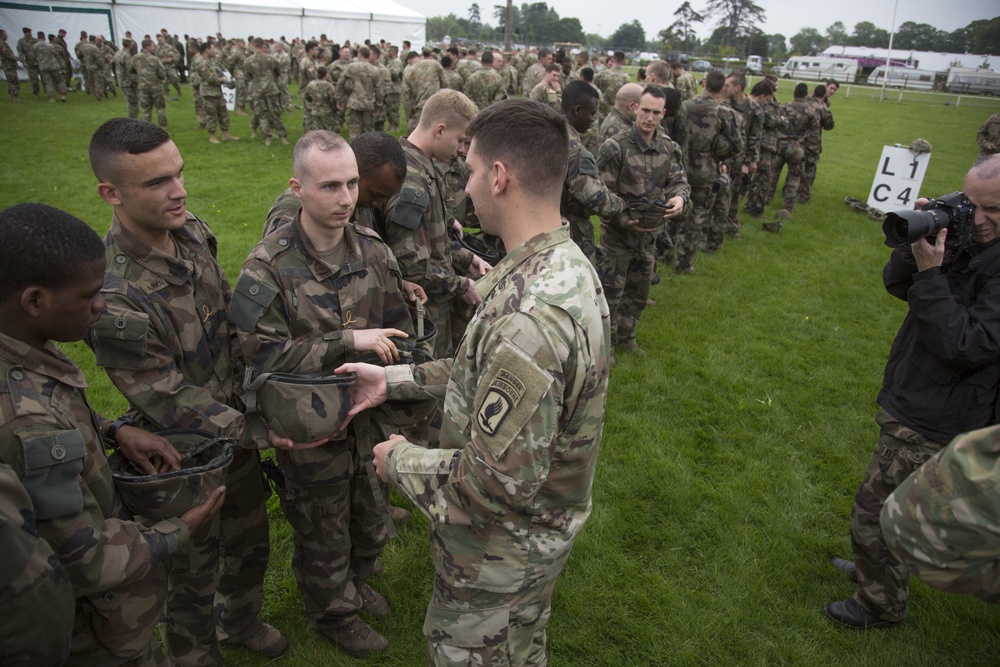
[391,186,430,230]
[578,149,599,178]
[92,307,150,370]
[231,272,278,333]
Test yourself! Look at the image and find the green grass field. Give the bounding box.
[2,83,999,665]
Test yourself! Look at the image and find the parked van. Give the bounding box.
[746,55,763,74]
[776,56,857,82]
[867,66,936,90]
[947,68,1000,95]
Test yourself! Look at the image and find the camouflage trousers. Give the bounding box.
[138,86,167,126]
[202,94,230,134]
[799,152,820,204]
[81,65,94,98]
[673,183,721,273]
[772,146,804,212]
[598,223,655,348]
[249,94,286,139]
[743,150,778,216]
[233,75,246,111]
[162,66,181,97]
[304,113,338,133]
[705,173,733,251]
[849,410,943,622]
[384,92,401,131]
[192,90,207,128]
[39,66,66,99]
[3,64,20,99]
[425,575,557,667]
[566,214,598,266]
[275,440,388,631]
[26,64,39,94]
[161,447,270,666]
[346,108,376,141]
[87,67,107,101]
[122,85,139,118]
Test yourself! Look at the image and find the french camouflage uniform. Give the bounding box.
[16,34,39,95]
[744,96,787,216]
[529,80,561,110]
[130,50,168,126]
[385,56,404,132]
[562,123,626,264]
[593,66,630,117]
[597,125,690,348]
[463,66,505,111]
[232,213,413,634]
[0,330,191,666]
[674,70,698,101]
[114,45,139,118]
[196,54,231,135]
[384,137,476,359]
[188,53,208,129]
[774,98,820,212]
[32,39,66,99]
[598,107,633,145]
[1,36,20,100]
[245,50,287,141]
[798,97,833,204]
[155,41,181,97]
[336,60,385,140]
[381,225,611,666]
[662,103,689,156]
[725,96,763,235]
[883,424,1000,604]
[0,462,75,665]
[89,213,271,665]
[402,58,445,130]
[977,112,1000,160]
[301,78,339,132]
[580,82,604,154]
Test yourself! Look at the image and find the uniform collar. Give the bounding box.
[0,331,88,389]
[109,212,198,286]
[291,209,368,282]
[629,124,667,153]
[475,226,570,299]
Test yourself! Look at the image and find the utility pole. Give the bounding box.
[504,0,512,51]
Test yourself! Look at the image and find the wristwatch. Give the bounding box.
[105,417,137,446]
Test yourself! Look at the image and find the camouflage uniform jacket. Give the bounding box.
[520,62,544,96]
[129,51,165,91]
[597,125,691,227]
[977,112,1000,156]
[114,48,136,89]
[1,38,17,69]
[301,78,337,118]
[335,60,385,111]
[593,66,630,116]
[464,67,505,110]
[455,57,480,83]
[529,80,561,110]
[16,35,36,66]
[442,68,464,91]
[402,59,446,111]
[32,40,62,71]
[383,137,473,300]
[500,62,518,98]
[682,94,743,187]
[386,56,404,95]
[298,55,318,86]
[244,51,281,99]
[195,53,226,97]
[154,42,176,68]
[0,331,189,659]
[780,98,821,148]
[327,59,348,90]
[382,225,611,592]
[675,71,698,100]
[759,96,787,154]
[728,96,763,167]
[804,96,834,155]
[226,46,245,79]
[662,103,689,157]
[598,107,633,145]
[79,41,103,70]
[89,213,251,446]
[562,123,627,223]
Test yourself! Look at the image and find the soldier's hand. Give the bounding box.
[266,429,331,451]
[179,485,226,536]
[352,328,408,364]
[451,219,464,239]
[334,362,389,430]
[402,280,428,304]
[117,426,182,475]
[469,255,492,277]
[373,434,406,483]
[662,196,686,220]
[624,218,659,233]
[460,278,481,306]
[740,164,750,175]
[719,163,729,175]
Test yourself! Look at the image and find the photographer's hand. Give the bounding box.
[911,228,948,271]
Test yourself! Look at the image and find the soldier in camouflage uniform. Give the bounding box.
[54,28,71,89]
[744,79,787,222]
[598,82,642,144]
[227,39,247,114]
[883,424,1000,604]
[32,34,67,102]
[341,99,611,666]
[87,119,285,662]
[273,41,292,111]
[233,131,415,657]
[299,40,320,88]
[529,63,562,110]
[772,83,819,213]
[520,47,550,96]
[598,87,690,352]
[99,35,118,99]
[0,202,224,666]
[131,39,168,126]
[79,36,106,101]
[827,155,1000,630]
[440,55,464,91]
[560,80,626,264]
[383,90,485,359]
[593,50,630,117]
[384,46,404,132]
[977,112,1000,160]
[672,61,698,100]
[463,50,505,110]
[724,71,763,238]
[799,85,834,205]
[195,42,239,143]
[302,65,338,132]
[16,28,38,96]
[114,39,139,118]
[188,40,208,129]
[336,46,385,140]
[155,33,181,99]
[402,54,447,131]
[246,37,288,146]
[1,30,20,101]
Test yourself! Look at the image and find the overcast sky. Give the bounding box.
[395,0,997,46]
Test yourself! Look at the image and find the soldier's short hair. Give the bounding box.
[580,66,594,82]
[641,85,666,103]
[663,87,682,112]
[0,203,105,300]
[647,60,671,83]
[359,46,370,59]
[305,40,318,52]
[253,37,264,49]
[317,65,328,78]
[726,71,746,91]
[670,61,683,69]
[199,41,212,54]
[441,55,453,68]
[89,118,171,186]
[141,38,152,49]
[971,153,1000,180]
[705,70,726,93]
[352,132,407,182]
[613,50,625,63]
[826,79,840,90]
[813,84,826,98]
[544,63,560,74]
[794,83,808,98]
[765,74,778,83]
[481,50,493,65]
[466,98,568,201]
[418,89,478,132]
[562,79,599,113]
[293,131,350,181]
[371,45,381,57]
[750,81,771,97]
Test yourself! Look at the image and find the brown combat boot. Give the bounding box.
[319,616,388,657]
[359,583,390,618]
[226,620,288,657]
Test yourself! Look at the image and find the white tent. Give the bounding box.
[0,0,425,48]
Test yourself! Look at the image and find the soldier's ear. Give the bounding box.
[97,182,123,207]
[289,177,303,199]
[20,285,51,319]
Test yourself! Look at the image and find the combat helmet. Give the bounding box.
[109,429,234,524]
[244,368,356,443]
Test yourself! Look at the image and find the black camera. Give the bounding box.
[882,192,975,248]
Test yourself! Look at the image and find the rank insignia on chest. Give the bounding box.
[477,369,524,436]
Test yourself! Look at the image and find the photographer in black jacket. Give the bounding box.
[827,154,1000,629]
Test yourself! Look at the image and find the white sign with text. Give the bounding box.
[867,146,931,214]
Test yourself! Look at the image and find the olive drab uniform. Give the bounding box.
[88,213,271,665]
[799,96,834,205]
[774,98,820,212]
[196,54,231,135]
[744,96,787,216]
[232,214,413,634]
[597,125,690,348]
[130,50,168,126]
[381,226,611,665]
[725,96,763,235]
[0,331,192,666]
[245,50,287,141]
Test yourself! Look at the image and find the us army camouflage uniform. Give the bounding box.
[196,55,231,135]
[245,50,287,141]
[0,462,75,665]
[336,60,386,140]
[384,137,477,359]
[520,61,544,97]
[977,113,1000,160]
[188,53,208,128]
[529,80,561,110]
[16,34,38,95]
[597,125,690,348]
[798,97,833,204]
[381,225,610,666]
[131,50,168,126]
[32,40,66,99]
[500,60,518,98]
[385,56,404,131]
[725,97,763,235]
[774,98,819,211]
[374,59,392,129]
[114,46,139,118]
[442,67,464,92]
[274,48,292,111]
[54,33,71,87]
[562,123,626,264]
[301,78,338,132]
[593,66,630,117]
[668,94,740,272]
[232,214,412,634]
[598,107,633,145]
[227,45,247,113]
[882,424,1000,604]
[89,213,271,666]
[0,330,191,666]
[80,41,107,100]
[1,37,20,100]
[455,57,480,84]
[675,70,698,101]
[299,54,319,88]
[463,66,505,111]
[744,96,787,216]
[156,41,181,97]
[402,59,446,130]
